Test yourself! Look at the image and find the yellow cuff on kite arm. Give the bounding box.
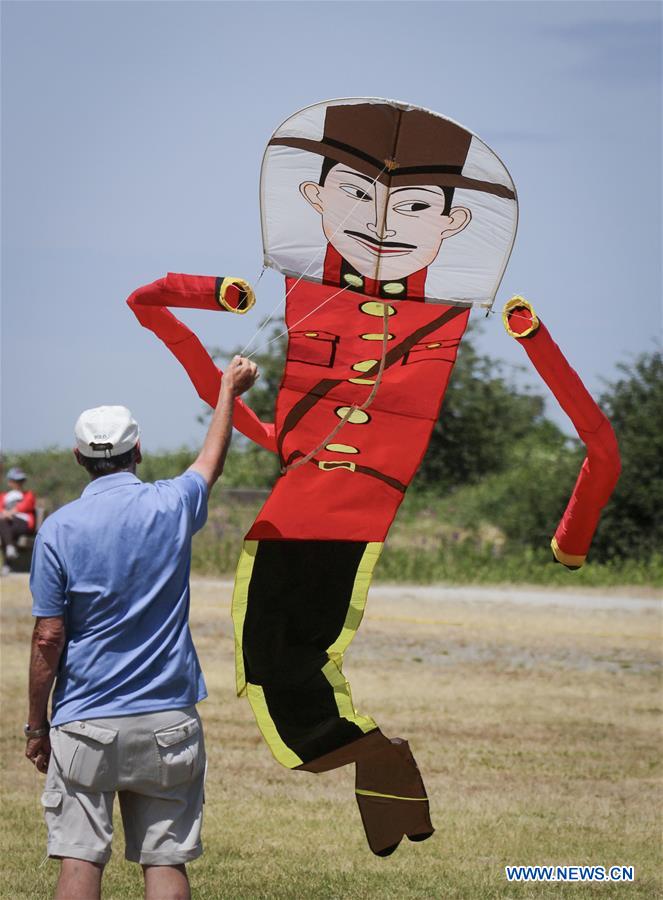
[217,277,256,314]
[551,537,586,570]
[502,296,540,339]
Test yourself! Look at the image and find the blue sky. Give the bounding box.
[2,1,661,452]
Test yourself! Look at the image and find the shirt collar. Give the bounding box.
[82,471,143,497]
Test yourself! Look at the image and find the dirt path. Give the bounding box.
[182,577,661,675]
[193,577,662,611]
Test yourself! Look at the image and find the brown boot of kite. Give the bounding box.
[355,737,434,857]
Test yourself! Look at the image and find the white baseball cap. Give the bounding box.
[74,406,140,458]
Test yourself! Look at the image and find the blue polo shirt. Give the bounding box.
[30,470,209,726]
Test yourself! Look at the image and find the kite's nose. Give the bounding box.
[366,220,397,239]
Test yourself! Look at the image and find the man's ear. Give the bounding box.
[134,441,142,465]
[300,181,324,214]
[73,448,84,467]
[440,206,472,240]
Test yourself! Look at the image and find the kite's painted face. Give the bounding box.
[300,163,471,282]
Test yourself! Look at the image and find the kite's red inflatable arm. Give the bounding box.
[503,297,620,568]
[127,273,277,453]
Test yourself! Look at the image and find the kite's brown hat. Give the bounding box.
[269,102,515,200]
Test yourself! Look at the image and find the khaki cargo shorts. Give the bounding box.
[41,706,206,865]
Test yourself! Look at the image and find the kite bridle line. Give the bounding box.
[239,164,389,358]
[371,113,403,289]
[237,153,467,472]
[239,163,394,473]
[244,282,351,359]
[281,301,390,475]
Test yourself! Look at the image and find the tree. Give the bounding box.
[592,350,663,561]
[438,425,584,550]
[417,332,553,491]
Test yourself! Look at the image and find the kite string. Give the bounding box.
[484,306,536,328]
[239,292,288,357]
[241,150,432,470]
[245,282,352,360]
[239,164,388,357]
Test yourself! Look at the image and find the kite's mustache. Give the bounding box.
[344,230,417,250]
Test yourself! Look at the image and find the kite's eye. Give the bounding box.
[393,200,431,213]
[339,183,373,202]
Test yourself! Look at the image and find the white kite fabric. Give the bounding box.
[260,97,518,309]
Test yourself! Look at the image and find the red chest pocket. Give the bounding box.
[287,330,339,368]
[401,338,461,366]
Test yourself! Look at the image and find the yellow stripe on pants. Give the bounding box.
[321,658,376,734]
[231,540,258,698]
[245,683,303,769]
[322,542,382,735]
[327,542,383,663]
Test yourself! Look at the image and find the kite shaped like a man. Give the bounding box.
[128,98,619,856]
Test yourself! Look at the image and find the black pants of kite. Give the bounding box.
[232,539,435,855]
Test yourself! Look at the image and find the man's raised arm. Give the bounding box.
[189,355,259,490]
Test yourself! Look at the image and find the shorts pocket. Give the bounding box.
[154,717,204,788]
[54,721,118,792]
[41,790,62,810]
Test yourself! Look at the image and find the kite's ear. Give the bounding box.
[441,206,472,240]
[300,181,324,214]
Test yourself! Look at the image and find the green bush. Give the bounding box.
[377,541,663,587]
[1,446,274,511]
[593,351,663,560]
[432,427,584,547]
[418,332,552,491]
[2,448,87,511]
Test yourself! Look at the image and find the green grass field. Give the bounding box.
[1,576,661,899]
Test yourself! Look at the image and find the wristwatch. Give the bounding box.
[24,722,50,738]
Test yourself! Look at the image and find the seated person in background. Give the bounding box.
[1,467,37,574]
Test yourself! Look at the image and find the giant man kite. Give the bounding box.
[128,99,620,856]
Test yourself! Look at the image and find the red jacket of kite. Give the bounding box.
[128,276,619,566]
[127,273,470,541]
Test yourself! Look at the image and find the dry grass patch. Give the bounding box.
[1,576,661,898]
